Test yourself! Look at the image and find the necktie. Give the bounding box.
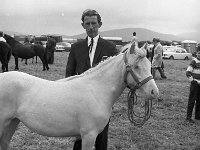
[89,38,94,54]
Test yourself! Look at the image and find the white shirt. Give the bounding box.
[0,37,6,42]
[88,35,99,67]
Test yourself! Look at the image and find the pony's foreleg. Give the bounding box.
[81,131,98,150]
[39,55,49,71]
[14,57,19,70]
[5,59,8,72]
[38,56,46,71]
[1,65,5,73]
[0,118,20,150]
[1,56,6,72]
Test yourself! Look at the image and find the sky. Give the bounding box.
[0,0,199,36]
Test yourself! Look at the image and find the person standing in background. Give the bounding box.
[46,36,56,64]
[24,36,30,44]
[185,51,200,123]
[151,38,167,79]
[131,32,138,47]
[197,43,200,52]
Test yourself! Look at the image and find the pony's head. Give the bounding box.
[123,42,159,99]
[3,34,13,42]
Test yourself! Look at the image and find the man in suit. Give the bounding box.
[65,9,118,150]
[46,36,56,64]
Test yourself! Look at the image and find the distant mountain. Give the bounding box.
[177,32,200,43]
[4,28,199,43]
[3,30,26,36]
[65,28,185,42]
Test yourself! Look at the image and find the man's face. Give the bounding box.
[82,16,102,38]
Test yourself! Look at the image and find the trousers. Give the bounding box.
[73,121,109,150]
[152,67,166,79]
[186,80,200,120]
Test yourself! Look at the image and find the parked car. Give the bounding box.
[55,42,71,52]
[163,46,174,52]
[163,47,192,60]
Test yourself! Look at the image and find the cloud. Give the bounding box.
[0,0,199,35]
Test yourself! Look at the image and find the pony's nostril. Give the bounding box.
[151,89,159,98]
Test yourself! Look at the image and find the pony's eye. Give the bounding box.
[134,65,139,69]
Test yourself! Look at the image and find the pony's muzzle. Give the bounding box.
[150,88,159,99]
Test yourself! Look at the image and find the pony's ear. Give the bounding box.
[138,42,147,57]
[130,42,136,54]
[142,42,148,50]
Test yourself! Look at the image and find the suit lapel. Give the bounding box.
[92,37,104,66]
[81,38,91,68]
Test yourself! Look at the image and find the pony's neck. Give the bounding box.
[7,37,20,48]
[84,53,126,109]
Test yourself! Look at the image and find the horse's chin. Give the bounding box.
[140,81,159,100]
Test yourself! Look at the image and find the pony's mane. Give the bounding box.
[120,43,131,53]
[82,43,147,76]
[123,42,147,58]
[81,53,121,76]
[58,43,147,82]
[4,34,12,39]
[4,34,16,42]
[4,34,23,46]
[56,75,81,82]
[56,54,122,82]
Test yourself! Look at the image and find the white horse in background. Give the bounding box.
[0,42,159,150]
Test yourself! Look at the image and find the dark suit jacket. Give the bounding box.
[65,37,118,77]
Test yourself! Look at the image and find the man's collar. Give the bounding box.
[88,35,100,45]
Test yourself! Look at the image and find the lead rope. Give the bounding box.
[127,89,152,127]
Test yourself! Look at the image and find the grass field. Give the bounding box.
[3,52,200,150]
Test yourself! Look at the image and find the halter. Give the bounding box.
[123,51,153,90]
[123,51,153,127]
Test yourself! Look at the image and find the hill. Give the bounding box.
[177,31,200,43]
[65,28,185,42]
[3,30,26,36]
[4,28,199,43]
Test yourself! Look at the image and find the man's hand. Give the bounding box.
[188,76,193,82]
[194,79,200,84]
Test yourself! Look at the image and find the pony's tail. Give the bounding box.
[44,47,49,64]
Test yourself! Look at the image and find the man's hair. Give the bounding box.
[153,37,160,42]
[81,9,102,24]
[133,32,136,36]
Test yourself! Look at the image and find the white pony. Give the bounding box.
[0,42,159,150]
